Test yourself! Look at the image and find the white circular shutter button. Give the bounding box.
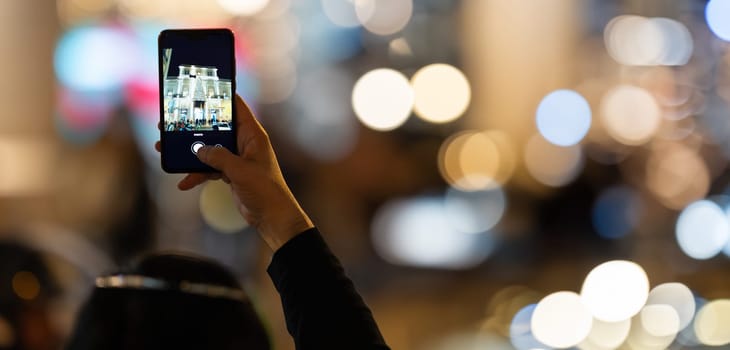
[191,141,205,154]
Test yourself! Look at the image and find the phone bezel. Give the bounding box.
[157,28,238,173]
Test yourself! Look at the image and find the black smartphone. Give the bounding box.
[158,28,237,173]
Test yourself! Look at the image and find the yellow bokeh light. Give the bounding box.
[626,306,678,350]
[438,130,511,191]
[524,134,584,187]
[580,318,631,349]
[646,143,709,210]
[355,0,413,36]
[352,68,414,131]
[640,304,680,337]
[531,291,593,348]
[458,132,500,191]
[411,63,471,124]
[484,130,517,186]
[12,271,40,301]
[199,180,249,234]
[600,85,661,146]
[694,299,730,346]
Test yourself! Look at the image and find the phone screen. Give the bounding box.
[158,29,237,173]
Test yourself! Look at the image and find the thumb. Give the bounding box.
[196,146,239,172]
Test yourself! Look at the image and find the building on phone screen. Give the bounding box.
[163,65,233,132]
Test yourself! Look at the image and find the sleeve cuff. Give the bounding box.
[266,227,327,291]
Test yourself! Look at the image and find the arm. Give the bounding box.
[164,95,390,349]
[268,228,390,350]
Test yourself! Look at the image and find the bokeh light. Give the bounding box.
[676,200,730,260]
[580,260,649,322]
[457,132,500,190]
[706,0,730,42]
[0,316,14,348]
[604,15,693,66]
[11,271,40,301]
[483,130,518,187]
[509,304,547,350]
[352,68,414,131]
[580,318,631,350]
[372,196,495,269]
[626,305,679,349]
[217,0,270,16]
[591,185,641,239]
[438,131,500,191]
[694,299,730,346]
[535,89,592,147]
[676,296,707,347]
[640,304,680,337]
[411,64,471,124]
[531,291,593,348]
[444,186,506,234]
[651,18,694,66]
[54,25,141,92]
[646,143,710,210]
[600,85,661,146]
[355,0,413,36]
[524,134,584,187]
[646,282,695,331]
[199,180,249,234]
[321,0,360,27]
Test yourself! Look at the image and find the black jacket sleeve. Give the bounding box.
[267,228,391,350]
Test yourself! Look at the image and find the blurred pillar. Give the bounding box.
[0,1,59,218]
[0,0,58,135]
[461,0,584,191]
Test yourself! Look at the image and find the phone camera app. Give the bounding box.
[162,50,233,133]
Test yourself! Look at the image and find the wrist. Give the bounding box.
[258,206,314,251]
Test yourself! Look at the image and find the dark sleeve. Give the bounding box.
[267,227,391,350]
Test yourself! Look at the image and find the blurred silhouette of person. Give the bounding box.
[0,240,61,350]
[66,253,269,349]
[67,95,390,350]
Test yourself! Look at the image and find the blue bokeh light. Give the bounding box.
[676,200,730,260]
[55,26,141,92]
[536,89,592,147]
[592,186,641,239]
[706,0,730,42]
[510,304,547,350]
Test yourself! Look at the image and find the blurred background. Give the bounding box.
[1,0,730,349]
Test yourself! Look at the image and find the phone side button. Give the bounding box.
[191,141,205,154]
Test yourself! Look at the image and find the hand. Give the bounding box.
[155,95,313,251]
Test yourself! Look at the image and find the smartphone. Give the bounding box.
[158,28,237,173]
